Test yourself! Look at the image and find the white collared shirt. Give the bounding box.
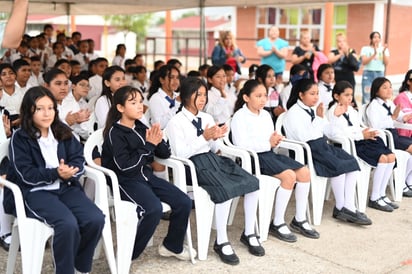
[204,86,233,125]
[326,103,364,141]
[231,104,273,153]
[366,98,404,129]
[0,87,24,115]
[148,88,180,129]
[283,99,331,142]
[166,107,220,158]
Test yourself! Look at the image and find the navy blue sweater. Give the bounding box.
[102,120,171,182]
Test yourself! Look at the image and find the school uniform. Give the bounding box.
[204,86,233,125]
[317,80,334,108]
[166,107,259,203]
[74,52,91,71]
[327,103,392,167]
[5,128,105,274]
[148,88,180,129]
[101,120,191,259]
[87,74,103,102]
[366,98,412,150]
[231,104,302,175]
[94,95,111,129]
[283,100,359,177]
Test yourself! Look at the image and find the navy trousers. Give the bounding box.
[25,184,105,274]
[118,174,192,260]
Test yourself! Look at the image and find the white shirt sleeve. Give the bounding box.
[94,96,110,129]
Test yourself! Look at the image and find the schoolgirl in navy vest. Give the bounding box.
[6,86,105,274]
[101,86,193,261]
[327,81,397,212]
[231,79,319,242]
[365,77,412,197]
[166,77,264,265]
[284,79,371,225]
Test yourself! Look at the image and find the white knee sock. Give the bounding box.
[343,171,357,212]
[380,162,395,197]
[215,199,232,245]
[273,186,292,226]
[0,188,13,236]
[371,163,387,201]
[294,182,310,222]
[330,174,345,210]
[243,190,259,236]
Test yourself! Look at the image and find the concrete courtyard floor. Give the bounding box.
[1,195,412,274]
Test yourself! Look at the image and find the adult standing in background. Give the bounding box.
[360,31,389,104]
[328,33,360,107]
[211,31,246,76]
[291,30,320,80]
[0,0,29,49]
[256,26,289,83]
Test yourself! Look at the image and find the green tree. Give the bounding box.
[104,14,153,52]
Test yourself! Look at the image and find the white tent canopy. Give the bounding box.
[0,0,378,15]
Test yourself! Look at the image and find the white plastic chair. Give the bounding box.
[360,104,410,202]
[275,113,328,226]
[0,140,116,274]
[84,129,195,274]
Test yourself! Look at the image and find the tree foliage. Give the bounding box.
[104,14,153,51]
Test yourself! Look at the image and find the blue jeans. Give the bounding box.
[362,70,384,104]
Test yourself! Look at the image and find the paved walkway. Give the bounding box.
[2,194,412,274]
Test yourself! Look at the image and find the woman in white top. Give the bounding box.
[111,44,126,68]
[360,31,389,104]
[231,79,318,242]
[284,78,371,225]
[94,66,126,129]
[204,65,235,125]
[327,80,396,212]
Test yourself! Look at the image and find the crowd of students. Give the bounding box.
[1,24,412,273]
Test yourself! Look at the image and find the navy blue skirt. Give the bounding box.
[307,136,360,177]
[258,151,303,176]
[355,137,393,167]
[190,152,259,204]
[386,128,412,151]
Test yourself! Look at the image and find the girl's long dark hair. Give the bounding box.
[178,77,208,113]
[147,64,180,100]
[370,77,390,102]
[103,86,142,137]
[233,79,261,113]
[328,80,353,109]
[206,65,224,90]
[369,31,380,46]
[101,65,125,107]
[399,69,412,93]
[20,86,72,140]
[286,78,316,109]
[255,64,272,90]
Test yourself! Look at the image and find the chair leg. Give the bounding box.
[6,225,19,274]
[194,190,214,261]
[356,164,371,213]
[257,175,278,242]
[311,177,328,226]
[226,197,239,226]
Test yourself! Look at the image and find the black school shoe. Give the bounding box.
[213,240,240,265]
[268,223,297,242]
[381,196,399,209]
[368,198,393,212]
[240,232,265,256]
[334,207,372,225]
[289,217,320,239]
[0,233,11,252]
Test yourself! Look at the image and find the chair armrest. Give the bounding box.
[275,139,306,164]
[327,136,354,154]
[0,178,26,220]
[154,156,187,193]
[219,142,253,173]
[394,121,412,131]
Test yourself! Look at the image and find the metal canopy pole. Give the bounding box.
[199,0,206,64]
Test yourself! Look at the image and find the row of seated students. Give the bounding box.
[1,58,412,271]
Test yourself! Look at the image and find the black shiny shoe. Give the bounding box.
[290,217,320,239]
[268,223,297,242]
[332,207,341,219]
[213,240,239,265]
[403,186,412,197]
[0,233,11,252]
[240,232,265,256]
[381,196,399,209]
[340,207,372,225]
[368,198,393,212]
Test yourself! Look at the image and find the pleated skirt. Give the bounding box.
[257,151,303,176]
[355,137,393,167]
[189,152,259,204]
